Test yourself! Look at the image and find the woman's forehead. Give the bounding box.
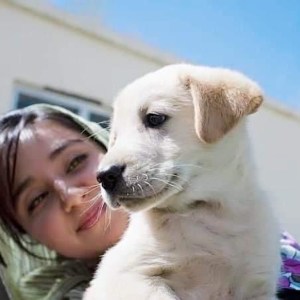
[16,119,86,167]
[20,119,83,145]
[15,120,87,179]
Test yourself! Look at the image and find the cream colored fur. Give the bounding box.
[84,64,280,300]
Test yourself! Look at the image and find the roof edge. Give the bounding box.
[3,0,181,66]
[2,0,300,123]
[264,99,300,123]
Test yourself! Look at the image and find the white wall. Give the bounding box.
[0,1,166,113]
[249,106,300,239]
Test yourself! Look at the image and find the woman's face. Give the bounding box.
[14,119,128,259]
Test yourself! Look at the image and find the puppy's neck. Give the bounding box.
[152,199,222,214]
[156,125,261,213]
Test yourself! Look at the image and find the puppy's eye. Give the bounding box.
[145,113,168,128]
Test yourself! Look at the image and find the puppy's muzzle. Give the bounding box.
[97,164,126,192]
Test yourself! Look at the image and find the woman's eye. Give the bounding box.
[67,154,87,173]
[28,192,48,214]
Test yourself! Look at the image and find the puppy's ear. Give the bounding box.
[184,71,263,143]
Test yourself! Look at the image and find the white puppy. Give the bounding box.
[84,64,280,300]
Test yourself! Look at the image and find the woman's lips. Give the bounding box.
[78,201,107,232]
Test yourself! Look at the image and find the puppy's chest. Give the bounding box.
[167,261,235,300]
[148,213,241,300]
[155,211,238,257]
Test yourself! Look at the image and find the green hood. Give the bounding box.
[24,103,109,150]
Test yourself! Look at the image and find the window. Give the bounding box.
[13,84,111,129]
[17,93,79,114]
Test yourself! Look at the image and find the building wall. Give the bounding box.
[1,1,300,240]
[0,1,166,113]
[249,107,300,239]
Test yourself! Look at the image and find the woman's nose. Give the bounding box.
[54,180,84,213]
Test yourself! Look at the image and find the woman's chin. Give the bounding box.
[73,209,129,259]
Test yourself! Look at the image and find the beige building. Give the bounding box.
[1,0,300,241]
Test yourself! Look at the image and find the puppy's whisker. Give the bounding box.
[103,199,111,232]
[80,194,101,216]
[137,183,145,198]
[146,162,169,171]
[95,120,110,127]
[141,173,149,181]
[174,163,207,170]
[146,171,184,184]
[80,126,107,143]
[94,201,103,225]
[81,190,103,204]
[131,184,136,194]
[98,200,108,230]
[151,172,183,180]
[150,177,182,192]
[104,207,108,230]
[82,127,108,142]
[146,164,178,173]
[81,184,101,193]
[143,180,157,196]
[83,195,102,205]
[84,183,101,189]
[104,205,112,232]
[92,199,108,231]
[82,186,100,196]
[84,193,100,206]
[148,162,206,172]
[108,209,112,231]
[147,162,164,168]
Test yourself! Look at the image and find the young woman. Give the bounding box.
[0,103,298,300]
[0,103,128,299]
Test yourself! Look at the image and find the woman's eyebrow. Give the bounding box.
[49,138,84,161]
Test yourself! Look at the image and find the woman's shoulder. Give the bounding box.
[0,227,93,299]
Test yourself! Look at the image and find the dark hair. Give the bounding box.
[0,104,106,257]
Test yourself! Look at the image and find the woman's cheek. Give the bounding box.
[29,205,65,248]
[77,164,99,187]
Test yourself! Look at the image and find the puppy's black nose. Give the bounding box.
[97,165,125,192]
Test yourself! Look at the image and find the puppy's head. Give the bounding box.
[97,64,263,211]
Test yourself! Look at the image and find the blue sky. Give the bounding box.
[48,0,300,109]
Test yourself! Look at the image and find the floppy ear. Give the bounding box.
[185,71,263,143]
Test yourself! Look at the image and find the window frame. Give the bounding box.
[13,84,112,127]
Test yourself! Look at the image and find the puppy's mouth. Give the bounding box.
[105,172,182,211]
